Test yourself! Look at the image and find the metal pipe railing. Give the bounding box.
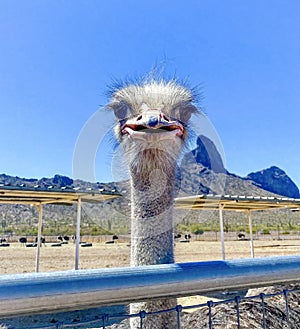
[1,255,300,318]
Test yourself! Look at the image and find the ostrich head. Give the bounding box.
[108,79,199,183]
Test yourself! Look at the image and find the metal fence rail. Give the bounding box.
[1,256,300,328]
[1,255,300,318]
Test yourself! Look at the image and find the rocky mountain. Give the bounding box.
[0,135,298,235]
[0,136,298,199]
[246,166,300,199]
[189,135,226,174]
[0,173,116,192]
[179,135,299,198]
[0,174,74,189]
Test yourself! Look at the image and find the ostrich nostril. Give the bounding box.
[148,116,159,127]
[136,114,143,121]
[160,113,170,122]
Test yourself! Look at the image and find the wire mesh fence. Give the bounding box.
[2,286,299,329]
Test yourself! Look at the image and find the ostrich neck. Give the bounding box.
[130,155,177,267]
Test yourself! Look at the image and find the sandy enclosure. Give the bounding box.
[1,240,300,328]
[1,239,300,274]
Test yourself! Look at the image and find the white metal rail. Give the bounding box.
[1,255,300,317]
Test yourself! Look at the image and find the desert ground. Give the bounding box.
[1,238,300,274]
[1,238,300,328]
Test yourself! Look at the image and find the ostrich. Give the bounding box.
[109,78,199,329]
[107,78,300,329]
[63,235,70,242]
[19,237,27,246]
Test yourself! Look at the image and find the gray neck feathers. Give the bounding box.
[129,149,177,266]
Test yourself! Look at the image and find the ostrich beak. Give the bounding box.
[121,109,184,139]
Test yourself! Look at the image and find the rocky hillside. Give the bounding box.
[179,135,299,198]
[0,135,298,235]
[247,166,300,198]
[0,135,298,199]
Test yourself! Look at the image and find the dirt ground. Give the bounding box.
[1,239,300,274]
[1,239,300,328]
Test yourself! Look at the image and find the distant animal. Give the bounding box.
[109,77,198,328]
[19,237,27,245]
[112,235,119,240]
[238,233,246,240]
[0,238,6,244]
[174,233,182,239]
[35,237,46,246]
[81,242,93,247]
[57,235,63,242]
[185,234,191,240]
[63,236,70,242]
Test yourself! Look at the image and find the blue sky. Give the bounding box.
[0,0,299,187]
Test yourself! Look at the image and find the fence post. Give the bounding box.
[219,204,226,260]
[207,300,214,329]
[139,310,146,328]
[176,305,182,329]
[247,209,255,258]
[75,197,81,270]
[35,203,43,272]
[283,289,290,327]
[235,296,241,329]
[260,293,267,329]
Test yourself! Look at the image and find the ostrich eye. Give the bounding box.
[171,105,193,124]
[179,108,192,123]
[171,108,180,120]
[114,107,127,119]
[112,103,129,120]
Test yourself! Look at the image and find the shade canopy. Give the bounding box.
[175,194,300,211]
[0,186,120,205]
[175,194,300,260]
[0,185,121,272]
